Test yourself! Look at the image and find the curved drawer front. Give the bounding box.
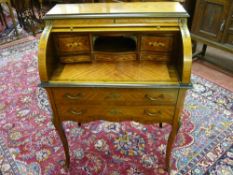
[52,88,178,105]
[57,105,175,123]
[94,53,137,62]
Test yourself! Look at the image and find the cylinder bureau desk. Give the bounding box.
[38,2,192,172]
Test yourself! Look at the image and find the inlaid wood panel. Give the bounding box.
[141,36,173,52]
[54,34,90,55]
[52,88,178,105]
[56,105,175,124]
[50,61,179,84]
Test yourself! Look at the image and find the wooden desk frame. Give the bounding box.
[38,2,192,173]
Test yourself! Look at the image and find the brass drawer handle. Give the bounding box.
[145,94,164,101]
[148,41,165,47]
[65,93,82,100]
[144,110,162,117]
[69,109,85,116]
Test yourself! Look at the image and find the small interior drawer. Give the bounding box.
[94,52,137,61]
[60,54,91,63]
[140,52,171,62]
[54,34,90,54]
[141,36,173,52]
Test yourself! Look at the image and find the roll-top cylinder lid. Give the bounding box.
[44,2,189,19]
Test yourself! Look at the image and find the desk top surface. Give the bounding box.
[45,2,188,19]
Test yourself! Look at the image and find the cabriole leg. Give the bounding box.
[53,119,70,169]
[165,123,179,172]
[46,89,71,169]
[165,89,187,172]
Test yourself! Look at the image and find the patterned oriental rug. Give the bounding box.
[0,39,232,175]
[0,23,29,45]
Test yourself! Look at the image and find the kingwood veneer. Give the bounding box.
[38,2,192,172]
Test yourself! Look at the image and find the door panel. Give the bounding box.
[192,0,230,41]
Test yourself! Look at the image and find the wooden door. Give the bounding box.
[192,0,230,42]
[222,3,233,45]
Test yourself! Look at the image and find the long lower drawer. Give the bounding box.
[56,105,175,124]
[52,88,178,105]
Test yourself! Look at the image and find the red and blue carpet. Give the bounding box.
[0,39,232,175]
